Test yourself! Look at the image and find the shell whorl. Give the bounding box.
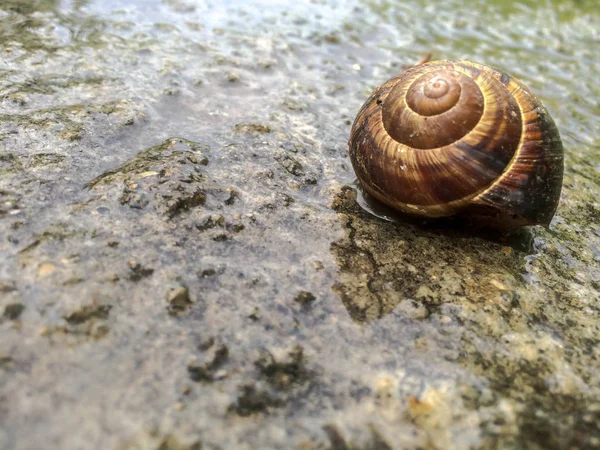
[348,60,564,226]
[383,69,486,149]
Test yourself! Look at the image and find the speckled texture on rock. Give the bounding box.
[0,0,599,449]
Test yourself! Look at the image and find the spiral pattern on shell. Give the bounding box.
[348,60,564,227]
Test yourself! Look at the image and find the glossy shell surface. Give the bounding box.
[348,60,564,226]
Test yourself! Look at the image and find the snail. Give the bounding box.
[348,60,564,228]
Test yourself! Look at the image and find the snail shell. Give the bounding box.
[348,60,564,227]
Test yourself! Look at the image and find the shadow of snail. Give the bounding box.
[330,185,531,322]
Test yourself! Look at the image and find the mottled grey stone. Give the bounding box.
[0,1,598,450]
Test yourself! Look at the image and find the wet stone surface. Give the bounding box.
[0,0,599,449]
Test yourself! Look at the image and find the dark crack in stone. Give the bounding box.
[295,291,316,306]
[255,345,309,390]
[187,340,229,382]
[167,286,192,316]
[234,122,272,135]
[64,304,111,325]
[3,303,24,320]
[228,384,283,417]
[128,261,154,281]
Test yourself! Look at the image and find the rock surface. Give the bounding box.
[0,0,599,449]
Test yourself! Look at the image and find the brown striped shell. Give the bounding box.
[348,60,564,227]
